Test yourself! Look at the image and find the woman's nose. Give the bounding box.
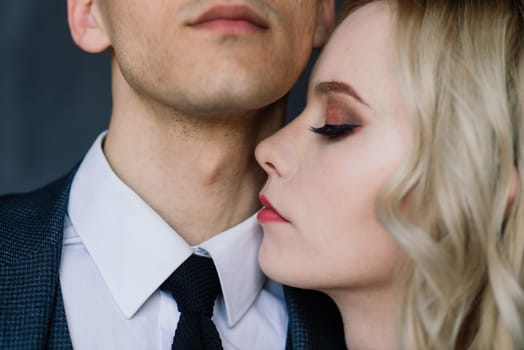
[255,121,298,180]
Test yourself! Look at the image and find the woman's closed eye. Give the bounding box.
[310,124,361,140]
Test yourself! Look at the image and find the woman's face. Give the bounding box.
[255,2,411,292]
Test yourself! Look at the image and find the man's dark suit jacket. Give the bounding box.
[0,170,346,349]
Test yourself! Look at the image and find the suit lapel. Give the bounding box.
[0,173,75,349]
[284,286,347,350]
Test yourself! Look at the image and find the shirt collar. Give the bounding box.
[68,132,266,326]
[200,215,265,327]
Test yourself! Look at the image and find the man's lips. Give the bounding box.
[258,195,290,223]
[190,5,269,34]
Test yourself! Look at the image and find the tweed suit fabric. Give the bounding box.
[0,174,74,350]
[284,287,347,350]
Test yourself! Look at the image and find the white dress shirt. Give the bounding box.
[59,132,288,349]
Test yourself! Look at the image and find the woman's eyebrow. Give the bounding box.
[315,81,370,108]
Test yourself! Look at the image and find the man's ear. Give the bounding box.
[313,0,335,48]
[67,0,110,53]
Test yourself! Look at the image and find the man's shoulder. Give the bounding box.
[0,174,71,213]
[0,171,75,265]
[0,173,75,350]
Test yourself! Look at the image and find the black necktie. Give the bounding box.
[160,254,223,350]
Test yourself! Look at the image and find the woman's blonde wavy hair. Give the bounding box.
[341,0,524,348]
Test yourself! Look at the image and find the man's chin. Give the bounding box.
[170,90,286,117]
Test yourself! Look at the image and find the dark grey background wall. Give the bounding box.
[1,1,345,195]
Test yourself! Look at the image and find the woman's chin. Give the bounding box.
[258,240,333,290]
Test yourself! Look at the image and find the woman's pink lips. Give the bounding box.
[257,208,289,223]
[190,5,269,35]
[258,195,290,223]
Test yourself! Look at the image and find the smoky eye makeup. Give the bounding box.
[310,96,363,140]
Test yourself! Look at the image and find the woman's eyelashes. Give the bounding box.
[309,96,364,140]
[310,123,361,140]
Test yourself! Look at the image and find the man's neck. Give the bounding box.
[104,68,285,245]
